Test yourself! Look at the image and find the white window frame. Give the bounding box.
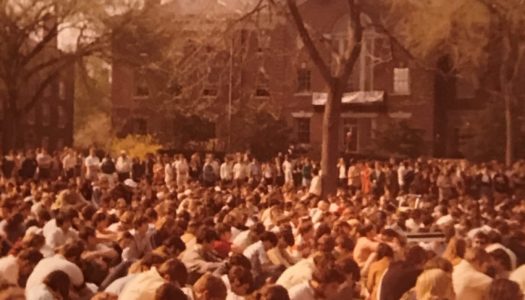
[393,67,411,95]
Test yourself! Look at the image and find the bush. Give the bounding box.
[111,135,162,159]
[374,120,425,158]
[74,113,113,149]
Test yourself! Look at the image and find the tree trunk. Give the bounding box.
[321,82,343,197]
[503,85,513,166]
[3,108,20,152]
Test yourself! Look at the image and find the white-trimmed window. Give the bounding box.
[297,63,311,93]
[296,118,310,144]
[393,67,411,95]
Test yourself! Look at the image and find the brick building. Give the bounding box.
[112,0,486,157]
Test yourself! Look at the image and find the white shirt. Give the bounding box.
[233,162,246,180]
[164,163,174,183]
[283,160,293,182]
[220,162,233,180]
[105,274,138,295]
[62,154,77,171]
[338,164,346,179]
[288,282,315,300]
[309,175,322,196]
[26,255,84,290]
[84,155,100,179]
[452,259,492,300]
[232,230,251,249]
[116,156,132,173]
[243,241,269,266]
[509,264,525,292]
[0,255,19,285]
[118,267,165,300]
[26,283,56,300]
[276,257,315,289]
[44,222,78,249]
[397,165,407,186]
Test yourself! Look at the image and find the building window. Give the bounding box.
[393,68,411,95]
[41,102,50,126]
[297,65,311,93]
[134,73,149,98]
[59,81,66,100]
[296,118,310,144]
[133,118,147,135]
[255,67,270,98]
[343,118,358,152]
[57,106,67,128]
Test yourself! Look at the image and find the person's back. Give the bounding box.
[379,261,422,300]
[452,248,493,300]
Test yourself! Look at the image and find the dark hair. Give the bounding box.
[311,265,345,285]
[154,283,187,300]
[133,216,149,229]
[79,226,96,241]
[358,224,375,237]
[55,211,72,227]
[260,232,278,247]
[335,235,354,252]
[423,256,453,273]
[257,284,290,300]
[43,271,70,299]
[486,279,522,300]
[335,256,360,281]
[81,205,97,222]
[228,266,253,291]
[376,243,394,260]
[489,249,512,271]
[405,245,427,266]
[17,248,43,265]
[61,240,85,261]
[92,212,107,228]
[196,227,219,244]
[158,259,188,286]
[162,236,186,253]
[228,253,252,270]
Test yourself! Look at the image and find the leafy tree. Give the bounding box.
[247,112,292,161]
[0,0,134,150]
[386,0,525,165]
[374,121,426,158]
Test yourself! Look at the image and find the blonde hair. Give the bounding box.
[415,269,455,300]
[442,237,466,264]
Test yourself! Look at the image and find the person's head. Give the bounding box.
[193,273,227,300]
[376,243,394,260]
[79,226,97,247]
[486,278,522,300]
[55,211,72,232]
[358,224,376,239]
[227,253,252,271]
[196,227,219,249]
[133,216,149,235]
[16,248,43,285]
[228,266,253,296]
[215,223,231,242]
[162,236,186,257]
[260,231,278,251]
[256,284,290,300]
[473,231,489,248]
[335,256,360,285]
[464,247,492,274]
[158,258,188,287]
[59,240,85,264]
[43,270,71,300]
[489,249,512,274]
[154,283,187,300]
[310,265,345,299]
[423,256,453,273]
[415,269,455,300]
[405,245,428,268]
[92,212,108,230]
[90,292,118,300]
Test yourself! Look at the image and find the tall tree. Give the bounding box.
[266,0,364,196]
[387,0,525,165]
[0,0,133,150]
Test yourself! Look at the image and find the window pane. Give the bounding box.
[393,68,410,95]
[297,68,311,92]
[296,118,310,143]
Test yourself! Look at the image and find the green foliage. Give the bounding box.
[172,114,216,148]
[247,112,292,161]
[462,101,525,162]
[74,112,113,149]
[111,134,162,159]
[374,121,425,158]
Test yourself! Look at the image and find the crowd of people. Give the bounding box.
[0,147,524,300]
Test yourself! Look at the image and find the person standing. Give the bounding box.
[220,156,233,185]
[84,148,101,181]
[115,151,132,182]
[36,149,52,181]
[337,158,347,188]
[62,149,78,180]
[282,155,293,187]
